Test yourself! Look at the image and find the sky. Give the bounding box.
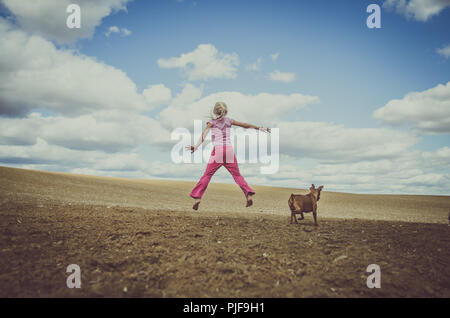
[0,0,449,195]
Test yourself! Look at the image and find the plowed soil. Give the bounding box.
[0,166,449,297]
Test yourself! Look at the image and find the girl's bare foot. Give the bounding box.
[246,194,254,207]
[193,199,201,210]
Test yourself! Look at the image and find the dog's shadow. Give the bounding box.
[288,217,319,230]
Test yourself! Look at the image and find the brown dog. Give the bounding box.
[288,184,324,226]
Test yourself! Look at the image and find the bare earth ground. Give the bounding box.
[0,166,449,297]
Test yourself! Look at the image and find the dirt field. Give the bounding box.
[0,166,449,297]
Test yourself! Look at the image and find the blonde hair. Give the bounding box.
[212,102,228,119]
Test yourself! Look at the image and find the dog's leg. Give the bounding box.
[290,210,298,224]
[313,207,318,226]
[299,212,304,220]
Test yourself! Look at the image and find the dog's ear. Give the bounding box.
[318,185,323,190]
[311,184,315,189]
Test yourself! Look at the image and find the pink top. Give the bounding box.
[207,117,234,147]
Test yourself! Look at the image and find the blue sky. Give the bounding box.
[80,0,450,127]
[0,0,449,194]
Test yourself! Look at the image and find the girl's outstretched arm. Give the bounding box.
[233,120,271,133]
[186,122,212,153]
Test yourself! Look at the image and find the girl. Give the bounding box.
[186,102,270,210]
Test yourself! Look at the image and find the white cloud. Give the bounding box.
[246,57,263,72]
[304,148,450,194]
[0,137,151,173]
[268,70,296,83]
[383,0,450,22]
[249,145,450,195]
[105,25,119,36]
[436,44,450,59]
[105,25,132,37]
[155,86,420,176]
[277,121,419,162]
[270,52,279,62]
[105,25,120,37]
[142,84,172,108]
[157,84,319,129]
[0,113,42,146]
[157,44,240,81]
[0,111,172,153]
[169,83,204,108]
[1,0,131,44]
[138,145,450,195]
[423,145,450,163]
[0,18,157,117]
[373,81,450,134]
[0,17,175,174]
[149,161,201,178]
[122,28,132,36]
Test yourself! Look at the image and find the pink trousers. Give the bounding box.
[190,146,255,199]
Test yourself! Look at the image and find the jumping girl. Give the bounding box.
[186,102,270,210]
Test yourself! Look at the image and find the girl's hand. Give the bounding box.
[185,145,196,153]
[259,127,271,133]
